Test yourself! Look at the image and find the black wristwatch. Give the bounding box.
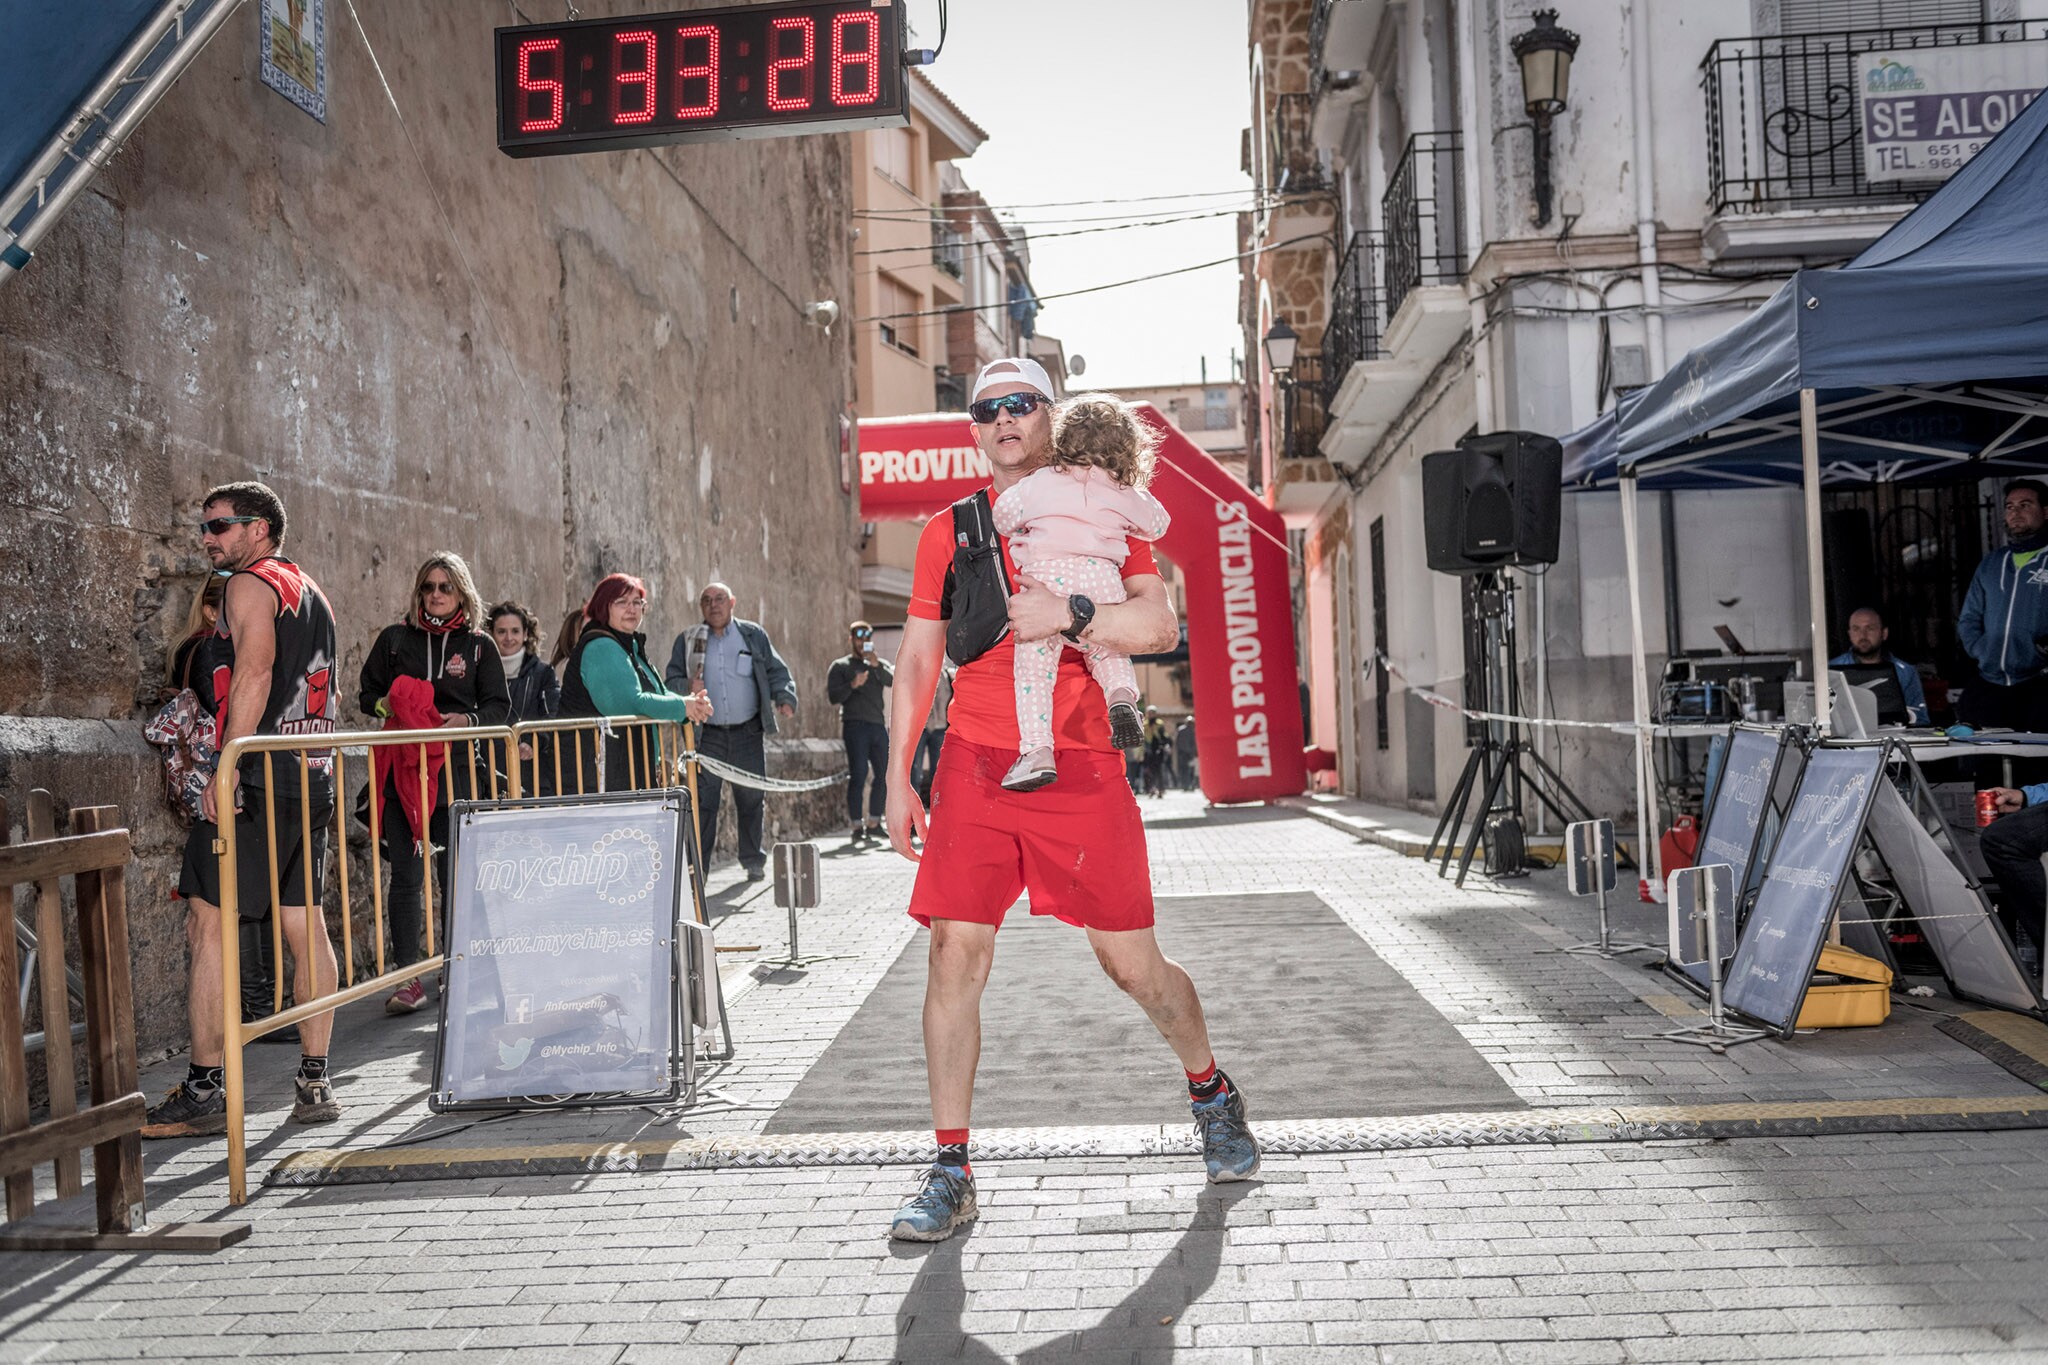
[1063,594,1096,642]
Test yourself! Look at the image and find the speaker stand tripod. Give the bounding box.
[1430,572,1613,889]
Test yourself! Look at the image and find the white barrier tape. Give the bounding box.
[1372,651,1647,735]
[686,751,849,794]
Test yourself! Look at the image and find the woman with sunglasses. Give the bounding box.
[357,552,511,1014]
[559,572,713,793]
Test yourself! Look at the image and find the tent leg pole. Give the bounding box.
[1801,387,1831,735]
[1620,473,1658,901]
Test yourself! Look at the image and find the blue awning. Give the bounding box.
[1,1,165,212]
[1564,79,2048,492]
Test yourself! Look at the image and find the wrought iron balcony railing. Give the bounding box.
[1702,20,2048,215]
[931,225,965,278]
[1324,230,1384,394]
[1381,132,1464,323]
[1264,92,1330,195]
[1279,352,1328,464]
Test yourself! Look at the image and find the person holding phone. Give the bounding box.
[827,621,893,845]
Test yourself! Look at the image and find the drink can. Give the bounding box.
[1979,790,2001,827]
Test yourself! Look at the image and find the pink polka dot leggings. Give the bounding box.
[1012,554,1138,752]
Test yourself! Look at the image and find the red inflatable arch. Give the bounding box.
[857,405,1307,805]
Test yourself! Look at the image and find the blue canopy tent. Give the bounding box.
[1560,83,2048,886]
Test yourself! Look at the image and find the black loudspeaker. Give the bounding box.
[1421,431,1563,574]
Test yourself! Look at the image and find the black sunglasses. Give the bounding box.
[852,627,873,638]
[969,392,1051,425]
[199,515,260,536]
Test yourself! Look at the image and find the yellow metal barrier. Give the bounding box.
[213,715,707,1204]
[213,725,517,1205]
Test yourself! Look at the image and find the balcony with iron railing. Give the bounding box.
[1279,353,1328,463]
[1323,230,1384,396]
[1702,19,2048,217]
[931,224,965,279]
[1381,132,1464,323]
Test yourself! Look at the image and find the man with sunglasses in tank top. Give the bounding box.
[879,358,1259,1242]
[146,481,344,1138]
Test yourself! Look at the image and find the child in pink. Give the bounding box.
[992,394,1171,791]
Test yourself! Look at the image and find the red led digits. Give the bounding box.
[674,23,719,118]
[516,37,565,132]
[610,29,657,125]
[765,16,815,112]
[830,10,879,107]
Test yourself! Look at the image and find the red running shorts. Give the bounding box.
[908,737,1155,933]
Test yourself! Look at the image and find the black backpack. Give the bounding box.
[939,490,1014,665]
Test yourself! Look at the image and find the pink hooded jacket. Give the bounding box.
[992,465,1171,568]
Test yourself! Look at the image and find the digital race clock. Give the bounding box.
[495,1,909,157]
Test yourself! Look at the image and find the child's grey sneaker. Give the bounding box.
[1002,746,1058,792]
[1108,702,1144,751]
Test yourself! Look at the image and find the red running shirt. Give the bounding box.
[907,500,1159,753]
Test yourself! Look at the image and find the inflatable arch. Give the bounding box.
[856,405,1306,805]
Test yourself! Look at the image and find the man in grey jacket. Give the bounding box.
[666,583,798,881]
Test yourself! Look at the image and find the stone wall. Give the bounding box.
[0,2,862,1058]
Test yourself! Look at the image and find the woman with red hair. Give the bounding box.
[559,573,712,791]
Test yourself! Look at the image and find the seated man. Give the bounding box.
[1829,606,1929,727]
[1980,784,2048,975]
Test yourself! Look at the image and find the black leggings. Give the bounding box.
[844,720,890,823]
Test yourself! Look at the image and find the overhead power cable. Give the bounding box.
[854,196,1281,229]
[855,205,1260,258]
[855,233,1330,325]
[871,185,1265,212]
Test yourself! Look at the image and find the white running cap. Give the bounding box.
[970,356,1055,402]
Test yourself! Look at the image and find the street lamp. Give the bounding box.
[1262,318,1299,473]
[1510,8,1580,229]
[1262,318,1299,377]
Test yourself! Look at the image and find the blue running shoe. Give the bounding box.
[888,1164,979,1242]
[1194,1078,1260,1183]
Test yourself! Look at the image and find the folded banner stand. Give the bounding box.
[1631,862,1768,1053]
[1859,748,2043,1015]
[1545,818,1656,958]
[430,790,727,1113]
[1668,724,1803,995]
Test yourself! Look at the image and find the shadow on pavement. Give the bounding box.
[890,1181,1254,1360]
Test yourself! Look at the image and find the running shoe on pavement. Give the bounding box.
[291,1075,341,1125]
[1194,1078,1260,1183]
[888,1164,979,1242]
[385,977,427,1015]
[142,1082,227,1138]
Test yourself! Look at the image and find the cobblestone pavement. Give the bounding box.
[6,791,2048,1362]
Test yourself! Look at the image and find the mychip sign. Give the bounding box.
[433,794,687,1109]
[1858,42,2048,183]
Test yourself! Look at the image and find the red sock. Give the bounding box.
[935,1128,970,1175]
[1187,1060,1227,1103]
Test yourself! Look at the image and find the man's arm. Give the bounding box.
[826,659,855,705]
[211,574,276,818]
[883,617,946,859]
[1959,564,1988,657]
[663,630,692,694]
[757,626,798,709]
[1008,572,1177,654]
[1898,661,1929,726]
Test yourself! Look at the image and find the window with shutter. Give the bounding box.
[1777,0,1983,32]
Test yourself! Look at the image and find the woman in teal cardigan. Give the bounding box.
[559,573,713,792]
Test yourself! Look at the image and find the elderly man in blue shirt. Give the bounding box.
[1828,606,1929,727]
[666,582,798,882]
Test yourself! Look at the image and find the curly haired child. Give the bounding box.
[991,393,1171,791]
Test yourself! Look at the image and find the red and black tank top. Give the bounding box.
[215,555,339,802]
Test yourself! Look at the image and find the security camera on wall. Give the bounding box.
[802,299,840,331]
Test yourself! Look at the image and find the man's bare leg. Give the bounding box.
[923,919,996,1129]
[186,898,227,1067]
[891,918,995,1242]
[1086,926,1213,1070]
[1089,924,1259,1182]
[277,907,338,1057]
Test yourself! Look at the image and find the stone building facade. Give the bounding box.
[0,2,861,1056]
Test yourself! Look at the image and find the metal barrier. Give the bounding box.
[214,715,710,1203]
[214,725,517,1204]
